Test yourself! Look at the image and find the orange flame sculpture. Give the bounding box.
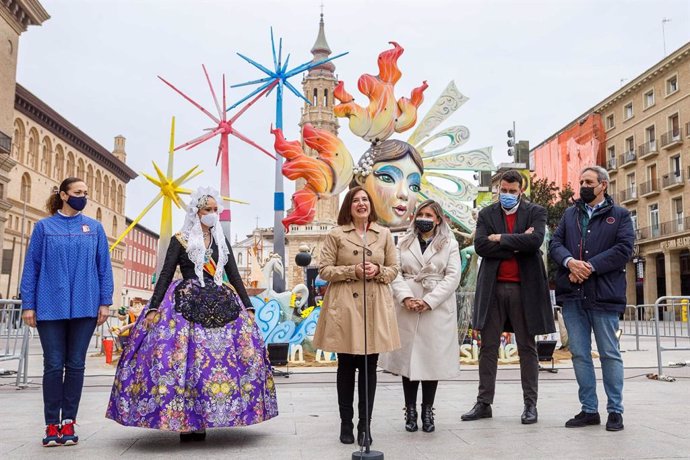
[272,123,353,230]
[334,42,428,143]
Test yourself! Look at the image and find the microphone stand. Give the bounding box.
[353,222,384,460]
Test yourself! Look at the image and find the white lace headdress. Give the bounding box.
[180,186,229,287]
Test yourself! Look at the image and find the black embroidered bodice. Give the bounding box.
[148,236,253,312]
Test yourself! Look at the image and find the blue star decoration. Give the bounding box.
[228,27,348,129]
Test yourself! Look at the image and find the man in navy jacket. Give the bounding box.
[550,166,634,432]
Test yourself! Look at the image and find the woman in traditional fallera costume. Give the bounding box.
[106,187,277,441]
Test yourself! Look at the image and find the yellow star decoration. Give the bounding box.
[110,117,247,252]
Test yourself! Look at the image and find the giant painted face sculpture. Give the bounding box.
[355,140,422,227]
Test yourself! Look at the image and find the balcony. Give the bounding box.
[660,129,683,149]
[637,140,658,159]
[0,130,11,155]
[662,171,684,190]
[619,187,638,204]
[606,157,617,171]
[639,179,660,197]
[618,150,637,168]
[634,226,649,241]
[660,217,690,236]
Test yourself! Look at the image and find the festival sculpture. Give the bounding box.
[266,42,495,357]
[230,28,348,292]
[159,65,276,239]
[272,42,494,232]
[129,40,494,359]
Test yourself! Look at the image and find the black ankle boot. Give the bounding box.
[404,404,418,432]
[357,420,373,447]
[339,422,355,444]
[421,404,435,433]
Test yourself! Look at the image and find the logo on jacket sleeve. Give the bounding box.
[606,217,616,224]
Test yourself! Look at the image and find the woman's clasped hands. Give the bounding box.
[403,297,431,313]
[355,262,380,280]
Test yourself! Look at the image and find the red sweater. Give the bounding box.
[497,212,520,282]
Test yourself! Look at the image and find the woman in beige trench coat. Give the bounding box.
[380,199,461,433]
[313,186,400,447]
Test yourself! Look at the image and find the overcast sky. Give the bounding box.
[16,0,690,242]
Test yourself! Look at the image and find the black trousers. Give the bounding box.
[402,376,438,406]
[337,353,378,429]
[477,282,539,405]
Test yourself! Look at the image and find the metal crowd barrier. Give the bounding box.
[621,300,690,353]
[651,296,690,377]
[0,299,30,388]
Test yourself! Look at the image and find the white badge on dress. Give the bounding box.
[82,224,90,233]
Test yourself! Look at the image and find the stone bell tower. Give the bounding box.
[286,12,341,289]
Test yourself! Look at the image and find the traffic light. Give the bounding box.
[507,129,515,157]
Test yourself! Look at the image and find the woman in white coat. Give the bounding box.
[380,199,461,433]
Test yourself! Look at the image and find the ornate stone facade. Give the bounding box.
[2,84,137,300]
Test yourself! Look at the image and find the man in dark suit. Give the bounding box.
[462,170,555,424]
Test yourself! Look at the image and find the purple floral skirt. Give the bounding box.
[106,279,278,431]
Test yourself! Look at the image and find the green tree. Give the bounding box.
[529,175,575,284]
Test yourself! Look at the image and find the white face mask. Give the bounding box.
[200,213,218,227]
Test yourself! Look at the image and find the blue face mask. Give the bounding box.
[499,193,520,209]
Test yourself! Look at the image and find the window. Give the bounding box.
[20,173,31,202]
[313,88,318,106]
[673,197,683,231]
[609,181,616,199]
[27,129,39,170]
[66,152,75,177]
[323,88,328,107]
[671,155,681,176]
[650,203,660,237]
[1,249,12,275]
[41,137,52,176]
[669,114,680,138]
[624,102,633,120]
[110,179,116,209]
[86,165,94,191]
[96,208,102,222]
[608,145,616,159]
[630,210,637,230]
[238,252,243,265]
[54,145,65,181]
[77,159,85,179]
[645,125,656,145]
[625,136,634,153]
[627,173,636,198]
[644,89,655,108]
[112,216,118,237]
[103,175,110,205]
[605,114,615,129]
[647,164,657,182]
[95,170,102,201]
[666,75,678,95]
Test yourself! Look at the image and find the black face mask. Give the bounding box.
[66,195,87,211]
[415,218,435,234]
[580,184,603,204]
